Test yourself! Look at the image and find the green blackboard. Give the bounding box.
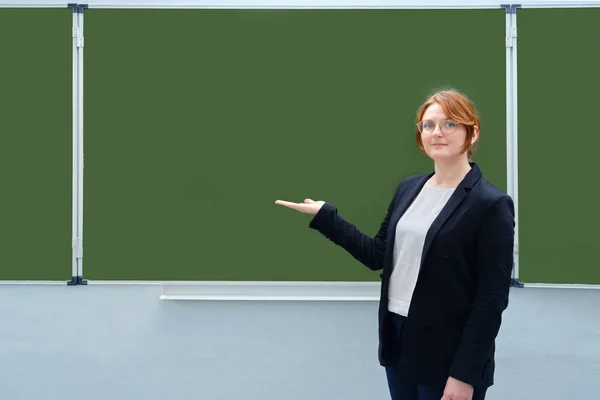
[79,9,506,281]
[518,8,600,284]
[0,9,72,280]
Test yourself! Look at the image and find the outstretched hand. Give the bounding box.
[275,198,325,215]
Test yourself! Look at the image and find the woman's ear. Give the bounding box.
[471,126,479,144]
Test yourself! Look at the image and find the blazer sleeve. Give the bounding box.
[307,190,398,272]
[449,194,515,386]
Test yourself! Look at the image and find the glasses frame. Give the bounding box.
[416,119,461,136]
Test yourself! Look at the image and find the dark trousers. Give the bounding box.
[385,312,487,400]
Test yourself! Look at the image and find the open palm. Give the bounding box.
[275,198,325,215]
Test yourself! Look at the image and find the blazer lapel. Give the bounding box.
[419,186,467,267]
[419,163,482,267]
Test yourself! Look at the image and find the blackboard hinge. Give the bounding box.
[72,26,84,48]
[77,29,84,48]
[72,237,83,259]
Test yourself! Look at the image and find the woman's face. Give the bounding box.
[419,102,477,163]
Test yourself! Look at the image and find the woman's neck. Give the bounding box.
[429,158,472,188]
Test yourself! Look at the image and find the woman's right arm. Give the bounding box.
[306,197,396,272]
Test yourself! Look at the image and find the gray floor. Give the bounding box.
[0,284,598,400]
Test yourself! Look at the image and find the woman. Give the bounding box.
[275,89,514,400]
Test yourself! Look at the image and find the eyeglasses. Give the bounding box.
[416,119,460,135]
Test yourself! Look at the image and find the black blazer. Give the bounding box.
[308,163,514,390]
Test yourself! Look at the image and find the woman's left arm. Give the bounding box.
[448,194,516,386]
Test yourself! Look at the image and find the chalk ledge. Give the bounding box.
[158,281,600,301]
[159,281,381,301]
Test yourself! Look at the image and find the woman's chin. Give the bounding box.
[426,150,461,163]
[427,149,450,159]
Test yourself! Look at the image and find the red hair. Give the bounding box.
[415,89,480,158]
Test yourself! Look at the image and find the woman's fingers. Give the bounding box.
[275,199,320,215]
[275,200,305,211]
[275,200,300,208]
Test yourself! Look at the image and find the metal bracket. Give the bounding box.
[67,276,88,286]
[67,3,89,14]
[67,3,90,14]
[500,4,521,14]
[511,278,524,288]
